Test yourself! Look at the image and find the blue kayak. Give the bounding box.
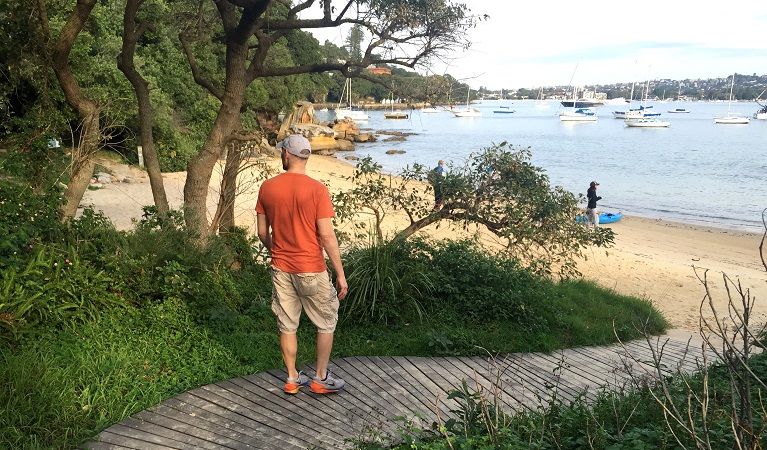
[577,211,622,224]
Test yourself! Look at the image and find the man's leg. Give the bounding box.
[280,332,299,379]
[315,331,334,380]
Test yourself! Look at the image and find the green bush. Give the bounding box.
[0,181,65,270]
[0,246,124,344]
[342,240,432,325]
[413,238,548,325]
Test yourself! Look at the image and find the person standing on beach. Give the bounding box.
[430,160,446,209]
[586,181,602,229]
[255,134,348,395]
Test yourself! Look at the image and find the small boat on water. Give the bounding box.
[452,88,482,117]
[667,83,690,113]
[559,108,597,122]
[384,111,409,119]
[714,74,749,124]
[493,105,515,114]
[421,107,441,113]
[560,98,604,108]
[334,78,368,122]
[383,91,408,119]
[452,107,482,118]
[624,117,670,128]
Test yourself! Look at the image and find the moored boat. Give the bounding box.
[559,108,597,122]
[560,98,604,108]
[624,117,670,128]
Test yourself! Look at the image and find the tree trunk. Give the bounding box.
[184,106,243,236]
[117,0,169,216]
[183,30,249,237]
[44,0,101,221]
[213,143,242,234]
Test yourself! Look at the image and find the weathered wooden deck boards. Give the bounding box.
[84,331,710,450]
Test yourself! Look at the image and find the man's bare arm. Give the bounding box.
[256,213,272,251]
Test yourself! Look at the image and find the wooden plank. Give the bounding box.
[328,357,415,419]
[96,422,187,449]
[468,355,557,408]
[166,392,309,449]
[158,397,301,450]
[134,402,259,450]
[192,383,325,449]
[351,356,435,417]
[372,356,444,422]
[81,435,147,450]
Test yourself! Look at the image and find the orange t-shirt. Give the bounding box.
[255,173,335,273]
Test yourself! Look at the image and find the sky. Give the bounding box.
[307,0,767,90]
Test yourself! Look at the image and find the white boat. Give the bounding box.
[383,91,408,119]
[559,108,597,122]
[334,78,368,122]
[667,83,690,113]
[624,117,670,128]
[452,88,482,117]
[714,74,749,124]
[453,107,482,117]
[421,107,441,113]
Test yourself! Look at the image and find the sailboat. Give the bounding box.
[624,66,669,127]
[334,78,368,122]
[558,64,597,122]
[451,88,482,117]
[714,74,749,124]
[383,91,408,119]
[667,82,690,113]
[493,95,515,114]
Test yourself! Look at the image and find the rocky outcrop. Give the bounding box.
[276,101,378,155]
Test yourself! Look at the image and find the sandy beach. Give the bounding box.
[82,153,767,332]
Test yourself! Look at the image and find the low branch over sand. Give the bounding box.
[82,154,767,332]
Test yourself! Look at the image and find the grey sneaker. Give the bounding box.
[284,371,310,394]
[310,371,345,394]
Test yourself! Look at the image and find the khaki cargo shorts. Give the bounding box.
[270,266,340,334]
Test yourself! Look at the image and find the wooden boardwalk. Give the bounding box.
[84,331,710,450]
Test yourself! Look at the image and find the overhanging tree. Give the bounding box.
[175,0,478,236]
[332,143,615,279]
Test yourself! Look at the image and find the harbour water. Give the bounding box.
[317,100,767,233]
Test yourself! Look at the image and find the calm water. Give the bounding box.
[316,100,767,233]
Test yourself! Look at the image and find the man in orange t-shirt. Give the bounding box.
[255,134,348,395]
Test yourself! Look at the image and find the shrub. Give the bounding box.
[0,181,65,270]
[412,238,547,325]
[341,240,433,325]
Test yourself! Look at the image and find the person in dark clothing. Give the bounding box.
[586,181,602,229]
[431,160,445,209]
